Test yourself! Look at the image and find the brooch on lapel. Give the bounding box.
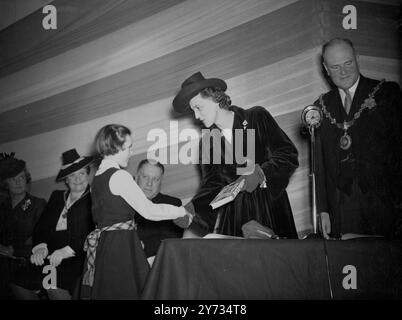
[363,97,376,110]
[21,199,32,212]
[242,120,248,130]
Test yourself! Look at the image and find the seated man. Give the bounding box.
[135,159,183,257]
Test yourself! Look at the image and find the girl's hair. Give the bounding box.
[95,124,131,156]
[199,87,231,109]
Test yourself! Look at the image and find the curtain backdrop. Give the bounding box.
[0,0,400,237]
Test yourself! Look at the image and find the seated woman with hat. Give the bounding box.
[11,149,95,300]
[0,153,46,299]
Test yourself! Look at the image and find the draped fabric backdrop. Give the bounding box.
[0,0,400,237]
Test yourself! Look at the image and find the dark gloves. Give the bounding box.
[173,202,196,229]
[237,164,266,193]
[173,202,210,236]
[241,220,278,239]
[173,213,193,229]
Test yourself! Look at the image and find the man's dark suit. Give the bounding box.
[136,193,182,257]
[315,75,402,238]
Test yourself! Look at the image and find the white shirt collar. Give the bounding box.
[221,129,232,144]
[339,75,360,102]
[96,158,120,176]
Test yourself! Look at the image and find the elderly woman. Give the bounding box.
[0,153,46,299]
[0,153,46,258]
[12,149,95,300]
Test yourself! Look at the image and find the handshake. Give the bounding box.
[173,202,196,229]
[173,163,267,231]
[173,202,209,232]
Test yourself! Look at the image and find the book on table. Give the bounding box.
[209,179,245,210]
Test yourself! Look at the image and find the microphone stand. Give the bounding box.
[302,123,321,238]
[301,105,323,238]
[309,124,319,236]
[301,105,334,298]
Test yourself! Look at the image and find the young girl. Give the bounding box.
[83,124,190,299]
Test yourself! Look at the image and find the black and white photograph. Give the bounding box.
[0,0,401,306]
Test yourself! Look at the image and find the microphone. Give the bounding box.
[301,105,323,131]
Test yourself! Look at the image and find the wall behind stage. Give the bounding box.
[0,0,400,238]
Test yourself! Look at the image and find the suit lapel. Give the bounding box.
[326,88,345,122]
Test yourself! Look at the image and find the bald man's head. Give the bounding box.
[322,38,360,90]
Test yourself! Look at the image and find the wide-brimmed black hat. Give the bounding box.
[172,72,227,114]
[56,149,93,181]
[0,152,26,180]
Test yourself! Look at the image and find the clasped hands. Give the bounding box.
[31,245,75,267]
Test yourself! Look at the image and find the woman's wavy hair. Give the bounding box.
[199,87,231,109]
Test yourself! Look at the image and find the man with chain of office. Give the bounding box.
[313,38,402,240]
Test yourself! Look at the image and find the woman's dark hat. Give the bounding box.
[0,152,26,180]
[172,72,227,114]
[56,149,94,181]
